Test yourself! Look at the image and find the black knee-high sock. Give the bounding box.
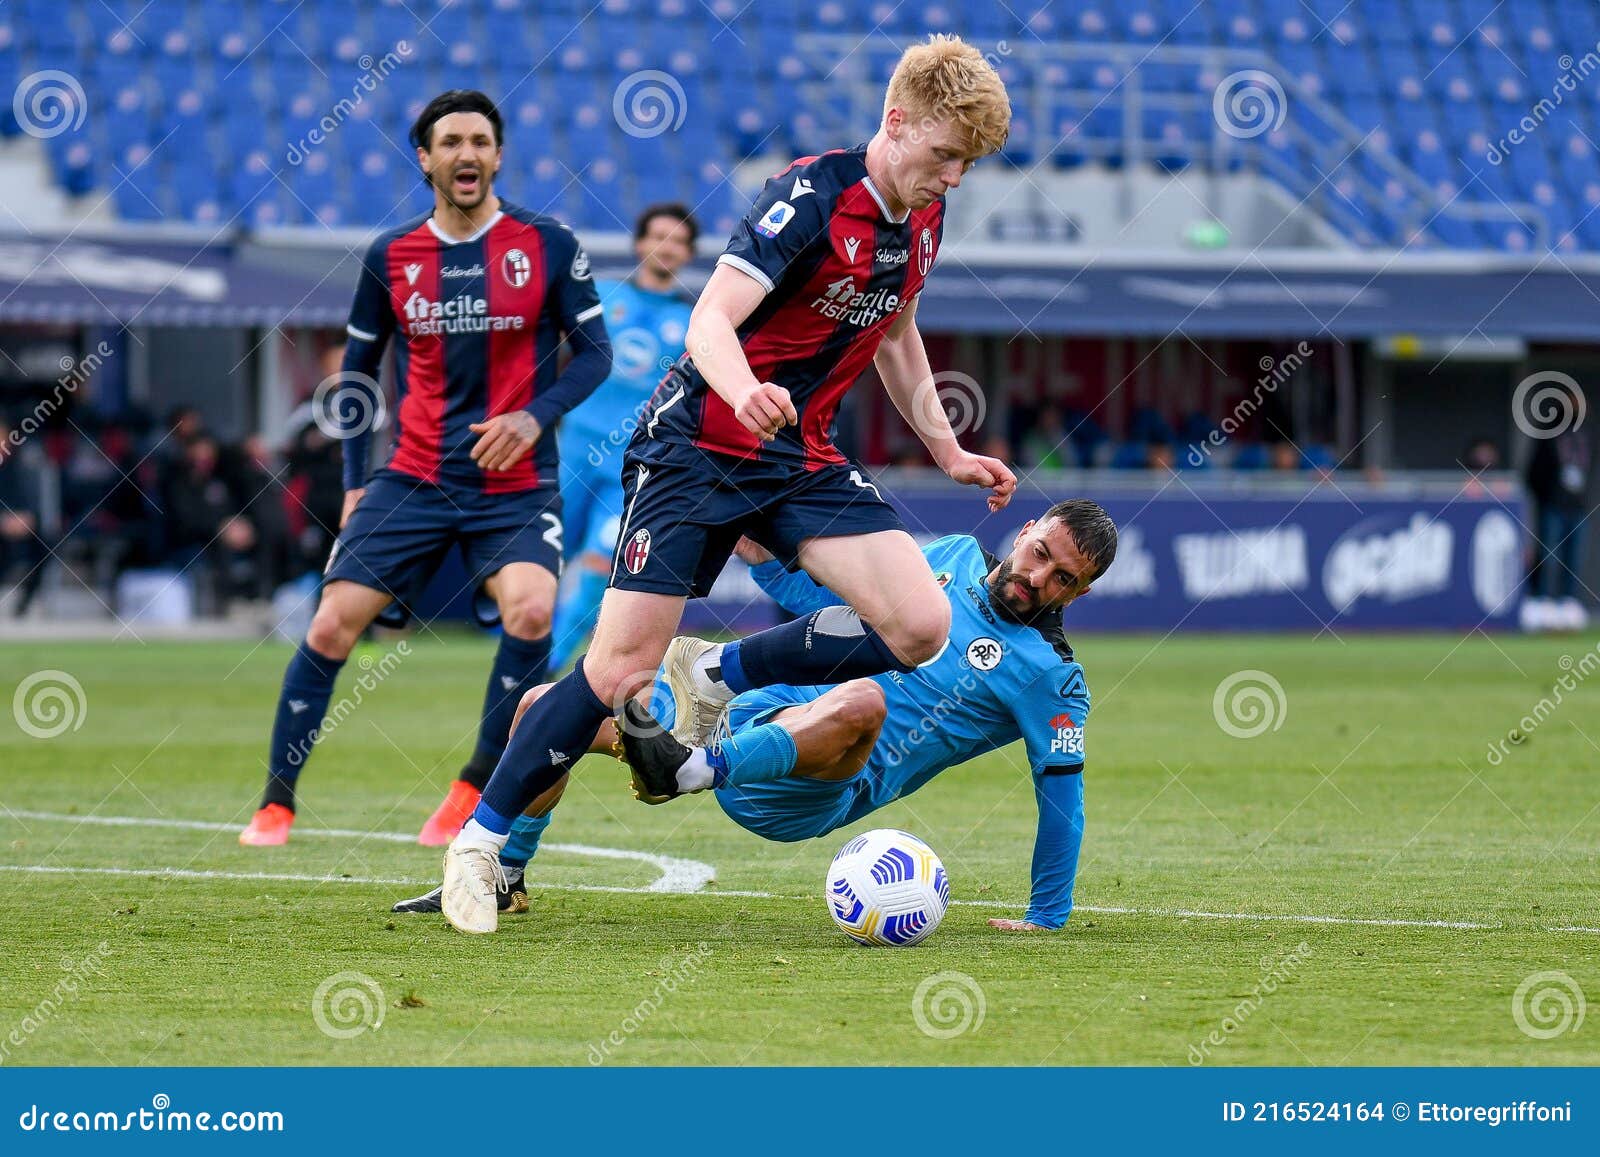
[475,657,610,831]
[464,632,551,789]
[718,606,914,693]
[263,642,346,810]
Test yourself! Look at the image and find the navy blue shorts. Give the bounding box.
[610,440,904,598]
[323,468,563,628]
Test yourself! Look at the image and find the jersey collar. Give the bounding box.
[861,176,911,224]
[427,208,504,245]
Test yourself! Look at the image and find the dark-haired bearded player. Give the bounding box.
[240,89,612,847]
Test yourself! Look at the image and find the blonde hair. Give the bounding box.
[883,34,1011,157]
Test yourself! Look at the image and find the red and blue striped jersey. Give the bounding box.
[344,202,604,493]
[640,145,945,471]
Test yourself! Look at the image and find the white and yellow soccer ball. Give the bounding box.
[826,828,950,946]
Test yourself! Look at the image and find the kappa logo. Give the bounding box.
[503,248,531,288]
[843,236,861,262]
[288,699,309,715]
[933,570,952,588]
[623,528,652,574]
[791,176,814,199]
[965,637,1003,671]
[404,262,423,286]
[755,199,796,238]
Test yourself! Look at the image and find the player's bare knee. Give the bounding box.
[883,600,950,666]
[834,680,887,738]
[305,606,360,660]
[500,596,553,641]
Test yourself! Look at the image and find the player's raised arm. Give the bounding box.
[874,296,1016,512]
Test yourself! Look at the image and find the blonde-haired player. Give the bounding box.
[440,35,1018,933]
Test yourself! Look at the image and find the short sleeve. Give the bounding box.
[544,223,605,330]
[716,168,831,294]
[345,238,395,348]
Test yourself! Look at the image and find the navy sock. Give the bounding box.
[262,642,346,810]
[474,656,609,830]
[720,607,914,693]
[470,632,552,781]
[500,812,552,871]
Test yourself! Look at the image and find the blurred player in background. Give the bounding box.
[549,204,698,672]
[239,89,611,847]
[395,500,1115,932]
[440,35,1017,933]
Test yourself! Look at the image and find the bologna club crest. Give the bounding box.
[917,227,934,275]
[502,248,531,288]
[623,529,652,574]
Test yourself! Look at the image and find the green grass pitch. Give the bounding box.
[1,632,1595,1066]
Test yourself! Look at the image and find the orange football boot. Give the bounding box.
[418,779,482,846]
[239,803,294,846]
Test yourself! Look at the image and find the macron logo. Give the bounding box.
[500,676,518,692]
[843,237,860,262]
[791,176,814,199]
[288,699,309,715]
[404,263,423,285]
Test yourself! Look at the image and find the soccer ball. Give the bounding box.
[826,828,950,946]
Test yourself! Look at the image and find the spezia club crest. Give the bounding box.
[502,248,530,288]
[965,637,1002,671]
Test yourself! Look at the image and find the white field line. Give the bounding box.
[1,808,713,893]
[4,809,1596,935]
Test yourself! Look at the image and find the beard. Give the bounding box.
[986,557,1043,623]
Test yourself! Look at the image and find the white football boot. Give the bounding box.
[663,636,734,748]
[441,840,507,934]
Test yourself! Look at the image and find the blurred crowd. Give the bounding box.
[0,380,344,618]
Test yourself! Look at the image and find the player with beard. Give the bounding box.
[395,500,1114,932]
[240,90,611,847]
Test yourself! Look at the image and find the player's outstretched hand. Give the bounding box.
[941,450,1017,512]
[340,488,365,529]
[988,917,1050,933]
[733,381,796,442]
[469,412,542,472]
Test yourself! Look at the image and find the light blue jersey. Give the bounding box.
[556,278,693,461]
[716,534,1091,927]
